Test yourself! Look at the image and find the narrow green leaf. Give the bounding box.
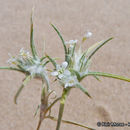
[42,60,49,67]
[47,116,95,130]
[14,75,31,104]
[87,37,113,60]
[71,43,76,57]
[51,24,67,60]
[68,43,76,57]
[30,10,38,59]
[17,64,26,71]
[46,55,57,68]
[76,83,91,98]
[83,38,113,68]
[0,67,25,73]
[40,56,46,62]
[34,104,40,117]
[67,43,76,66]
[80,50,87,63]
[82,72,130,82]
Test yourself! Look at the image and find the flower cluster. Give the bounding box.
[50,31,92,90]
[0,15,50,104]
[7,48,47,77]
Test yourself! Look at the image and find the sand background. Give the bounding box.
[0,0,130,130]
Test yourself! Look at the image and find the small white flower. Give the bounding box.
[51,71,59,76]
[19,48,32,58]
[65,40,78,45]
[7,53,17,65]
[51,62,70,80]
[61,61,68,69]
[84,31,92,38]
[7,57,17,65]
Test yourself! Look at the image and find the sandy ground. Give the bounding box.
[0,0,130,130]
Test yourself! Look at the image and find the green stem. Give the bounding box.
[0,67,25,73]
[56,88,68,130]
[47,116,95,130]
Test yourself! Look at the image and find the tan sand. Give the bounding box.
[0,0,130,130]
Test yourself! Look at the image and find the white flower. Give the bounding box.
[65,40,78,45]
[51,62,69,79]
[51,61,79,88]
[84,31,92,38]
[7,53,17,65]
[61,61,68,69]
[7,57,17,65]
[19,48,32,59]
[58,70,71,79]
[64,70,71,75]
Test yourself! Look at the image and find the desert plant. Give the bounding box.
[47,24,130,130]
[0,11,129,130]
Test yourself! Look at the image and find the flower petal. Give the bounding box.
[64,70,71,76]
[62,61,68,69]
[58,74,64,79]
[65,40,78,44]
[84,32,92,38]
[51,71,59,76]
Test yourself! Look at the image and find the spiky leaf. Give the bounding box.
[51,24,67,60]
[14,75,31,104]
[87,37,113,60]
[0,67,25,73]
[30,10,38,59]
[81,71,130,82]
[46,55,57,68]
[76,83,91,98]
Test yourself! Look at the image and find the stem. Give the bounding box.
[0,67,25,73]
[46,97,61,112]
[56,88,68,130]
[36,120,42,130]
[36,81,48,130]
[47,116,95,130]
